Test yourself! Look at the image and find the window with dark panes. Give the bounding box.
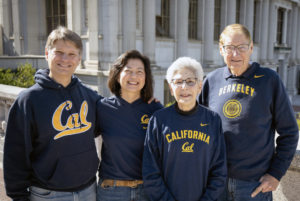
[156,0,170,37]
[236,0,240,24]
[46,0,67,35]
[188,0,198,39]
[276,8,284,45]
[214,0,221,41]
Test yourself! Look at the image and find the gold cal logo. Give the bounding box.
[223,99,242,118]
[182,142,194,153]
[141,115,149,124]
[141,114,149,129]
[52,101,91,140]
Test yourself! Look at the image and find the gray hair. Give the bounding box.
[166,57,204,84]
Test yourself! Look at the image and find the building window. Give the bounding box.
[277,8,284,45]
[236,0,241,24]
[188,0,198,39]
[164,80,175,106]
[46,0,67,35]
[214,0,221,41]
[253,1,257,42]
[156,0,170,37]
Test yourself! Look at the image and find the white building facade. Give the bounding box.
[1,0,300,105]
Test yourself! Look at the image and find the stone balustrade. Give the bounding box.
[0,84,299,199]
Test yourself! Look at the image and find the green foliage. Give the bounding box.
[165,101,175,108]
[0,62,36,88]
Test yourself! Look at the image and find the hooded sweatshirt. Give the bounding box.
[4,69,101,200]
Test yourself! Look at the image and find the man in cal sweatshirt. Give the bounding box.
[198,24,299,200]
[4,26,101,201]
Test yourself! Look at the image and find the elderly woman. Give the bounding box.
[95,50,163,201]
[142,57,227,201]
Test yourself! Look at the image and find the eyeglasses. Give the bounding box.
[171,78,198,87]
[222,44,250,54]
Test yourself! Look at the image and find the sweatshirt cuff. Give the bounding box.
[268,168,285,181]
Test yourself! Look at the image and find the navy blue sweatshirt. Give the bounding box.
[143,104,227,201]
[4,69,101,200]
[198,62,299,181]
[95,96,163,180]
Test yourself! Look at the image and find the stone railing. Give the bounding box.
[0,84,299,200]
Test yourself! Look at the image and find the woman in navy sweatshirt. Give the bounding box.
[95,50,163,201]
[142,57,227,201]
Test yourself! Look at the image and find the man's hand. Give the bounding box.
[251,174,280,197]
[148,97,161,104]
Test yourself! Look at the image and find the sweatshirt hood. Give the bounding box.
[34,69,80,90]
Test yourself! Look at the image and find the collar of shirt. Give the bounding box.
[222,61,259,80]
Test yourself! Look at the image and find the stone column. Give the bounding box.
[72,0,81,36]
[102,0,119,70]
[0,24,3,55]
[177,0,189,57]
[287,66,298,95]
[245,0,254,37]
[1,0,10,55]
[11,0,21,55]
[87,0,100,70]
[267,0,276,63]
[122,0,136,52]
[227,0,236,25]
[297,7,300,63]
[278,60,288,87]
[204,0,215,66]
[143,0,157,67]
[290,2,298,64]
[260,0,269,64]
[281,9,288,46]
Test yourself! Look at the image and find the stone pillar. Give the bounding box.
[296,7,300,63]
[101,0,120,70]
[0,24,3,55]
[24,0,40,55]
[204,0,215,66]
[267,0,276,63]
[260,0,269,64]
[86,0,100,70]
[245,0,254,37]
[143,0,157,67]
[1,0,10,55]
[72,0,82,36]
[290,2,299,64]
[227,0,236,25]
[66,0,73,30]
[278,60,288,87]
[287,66,298,95]
[11,0,21,55]
[281,9,288,46]
[177,0,189,57]
[122,0,136,52]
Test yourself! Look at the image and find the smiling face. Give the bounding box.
[220,33,253,76]
[46,40,81,85]
[169,67,202,111]
[118,58,146,98]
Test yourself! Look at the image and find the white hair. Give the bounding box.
[166,57,204,84]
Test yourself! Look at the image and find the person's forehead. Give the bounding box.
[223,33,248,45]
[173,68,195,79]
[52,40,79,51]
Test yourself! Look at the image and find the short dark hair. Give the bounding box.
[108,50,154,102]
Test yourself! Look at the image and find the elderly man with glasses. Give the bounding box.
[198,24,299,201]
